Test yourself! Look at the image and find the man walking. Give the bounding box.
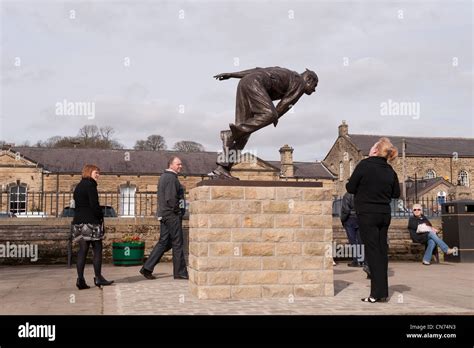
[140,156,188,280]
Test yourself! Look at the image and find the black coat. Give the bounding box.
[157,170,185,218]
[407,215,430,244]
[346,156,400,214]
[340,192,356,224]
[72,178,103,225]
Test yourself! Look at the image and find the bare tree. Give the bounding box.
[99,126,114,141]
[78,125,100,145]
[147,135,167,150]
[134,135,167,151]
[33,125,123,149]
[38,136,63,147]
[173,141,205,152]
[133,140,148,150]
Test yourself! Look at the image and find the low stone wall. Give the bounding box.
[0,216,441,265]
[333,217,443,261]
[0,218,187,265]
[188,183,334,299]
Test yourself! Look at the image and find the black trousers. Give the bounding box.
[76,240,103,279]
[357,213,391,299]
[144,215,188,277]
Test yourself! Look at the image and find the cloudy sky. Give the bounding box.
[1,0,472,161]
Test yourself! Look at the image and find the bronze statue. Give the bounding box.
[212,66,318,178]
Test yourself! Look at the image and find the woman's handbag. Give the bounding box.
[72,223,104,242]
[416,223,432,234]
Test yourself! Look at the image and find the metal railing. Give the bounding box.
[332,196,450,218]
[1,191,158,217]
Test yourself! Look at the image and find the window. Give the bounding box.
[458,170,469,187]
[120,185,136,216]
[349,159,354,175]
[10,184,27,214]
[339,161,344,181]
[425,169,436,179]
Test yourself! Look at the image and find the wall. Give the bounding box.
[0,218,189,264]
[333,217,443,261]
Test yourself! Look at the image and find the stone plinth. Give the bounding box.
[188,181,333,299]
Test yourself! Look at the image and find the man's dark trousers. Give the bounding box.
[144,214,188,277]
[343,216,362,264]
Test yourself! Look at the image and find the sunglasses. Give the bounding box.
[413,209,422,211]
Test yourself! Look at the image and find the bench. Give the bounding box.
[0,224,72,267]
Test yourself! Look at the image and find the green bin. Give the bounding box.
[112,242,145,266]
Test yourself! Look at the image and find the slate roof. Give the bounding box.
[267,161,335,179]
[347,134,474,157]
[12,147,218,175]
[404,177,453,198]
[10,147,335,179]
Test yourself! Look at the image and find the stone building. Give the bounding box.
[0,145,335,217]
[323,121,474,201]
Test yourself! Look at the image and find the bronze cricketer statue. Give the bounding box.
[211,66,318,179]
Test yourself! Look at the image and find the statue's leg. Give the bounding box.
[212,131,251,179]
[235,79,278,134]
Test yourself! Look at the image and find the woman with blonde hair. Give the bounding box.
[72,164,113,289]
[347,137,400,303]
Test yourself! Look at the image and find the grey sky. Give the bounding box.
[1,0,472,161]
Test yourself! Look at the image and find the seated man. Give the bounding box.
[407,204,455,265]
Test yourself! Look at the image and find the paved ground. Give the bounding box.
[0,261,472,315]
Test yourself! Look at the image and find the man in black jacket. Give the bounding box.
[340,192,363,267]
[140,156,188,280]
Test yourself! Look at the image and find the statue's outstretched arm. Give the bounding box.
[213,67,263,80]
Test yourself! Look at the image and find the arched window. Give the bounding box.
[120,184,136,216]
[339,161,344,181]
[425,169,436,179]
[349,159,354,175]
[458,170,469,187]
[9,184,27,214]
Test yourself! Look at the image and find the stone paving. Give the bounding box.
[0,261,472,315]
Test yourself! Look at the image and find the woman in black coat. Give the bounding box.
[346,137,400,303]
[72,164,113,290]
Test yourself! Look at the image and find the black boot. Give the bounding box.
[76,278,90,290]
[94,275,114,287]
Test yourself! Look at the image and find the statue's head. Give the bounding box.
[302,69,318,95]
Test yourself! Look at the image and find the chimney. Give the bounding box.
[338,120,348,137]
[279,144,294,177]
[1,143,14,151]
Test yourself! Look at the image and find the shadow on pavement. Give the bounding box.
[334,280,352,295]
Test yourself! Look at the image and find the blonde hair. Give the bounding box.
[375,137,398,162]
[82,164,100,179]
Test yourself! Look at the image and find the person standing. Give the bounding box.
[140,156,188,280]
[346,137,400,303]
[72,164,114,290]
[340,192,364,267]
